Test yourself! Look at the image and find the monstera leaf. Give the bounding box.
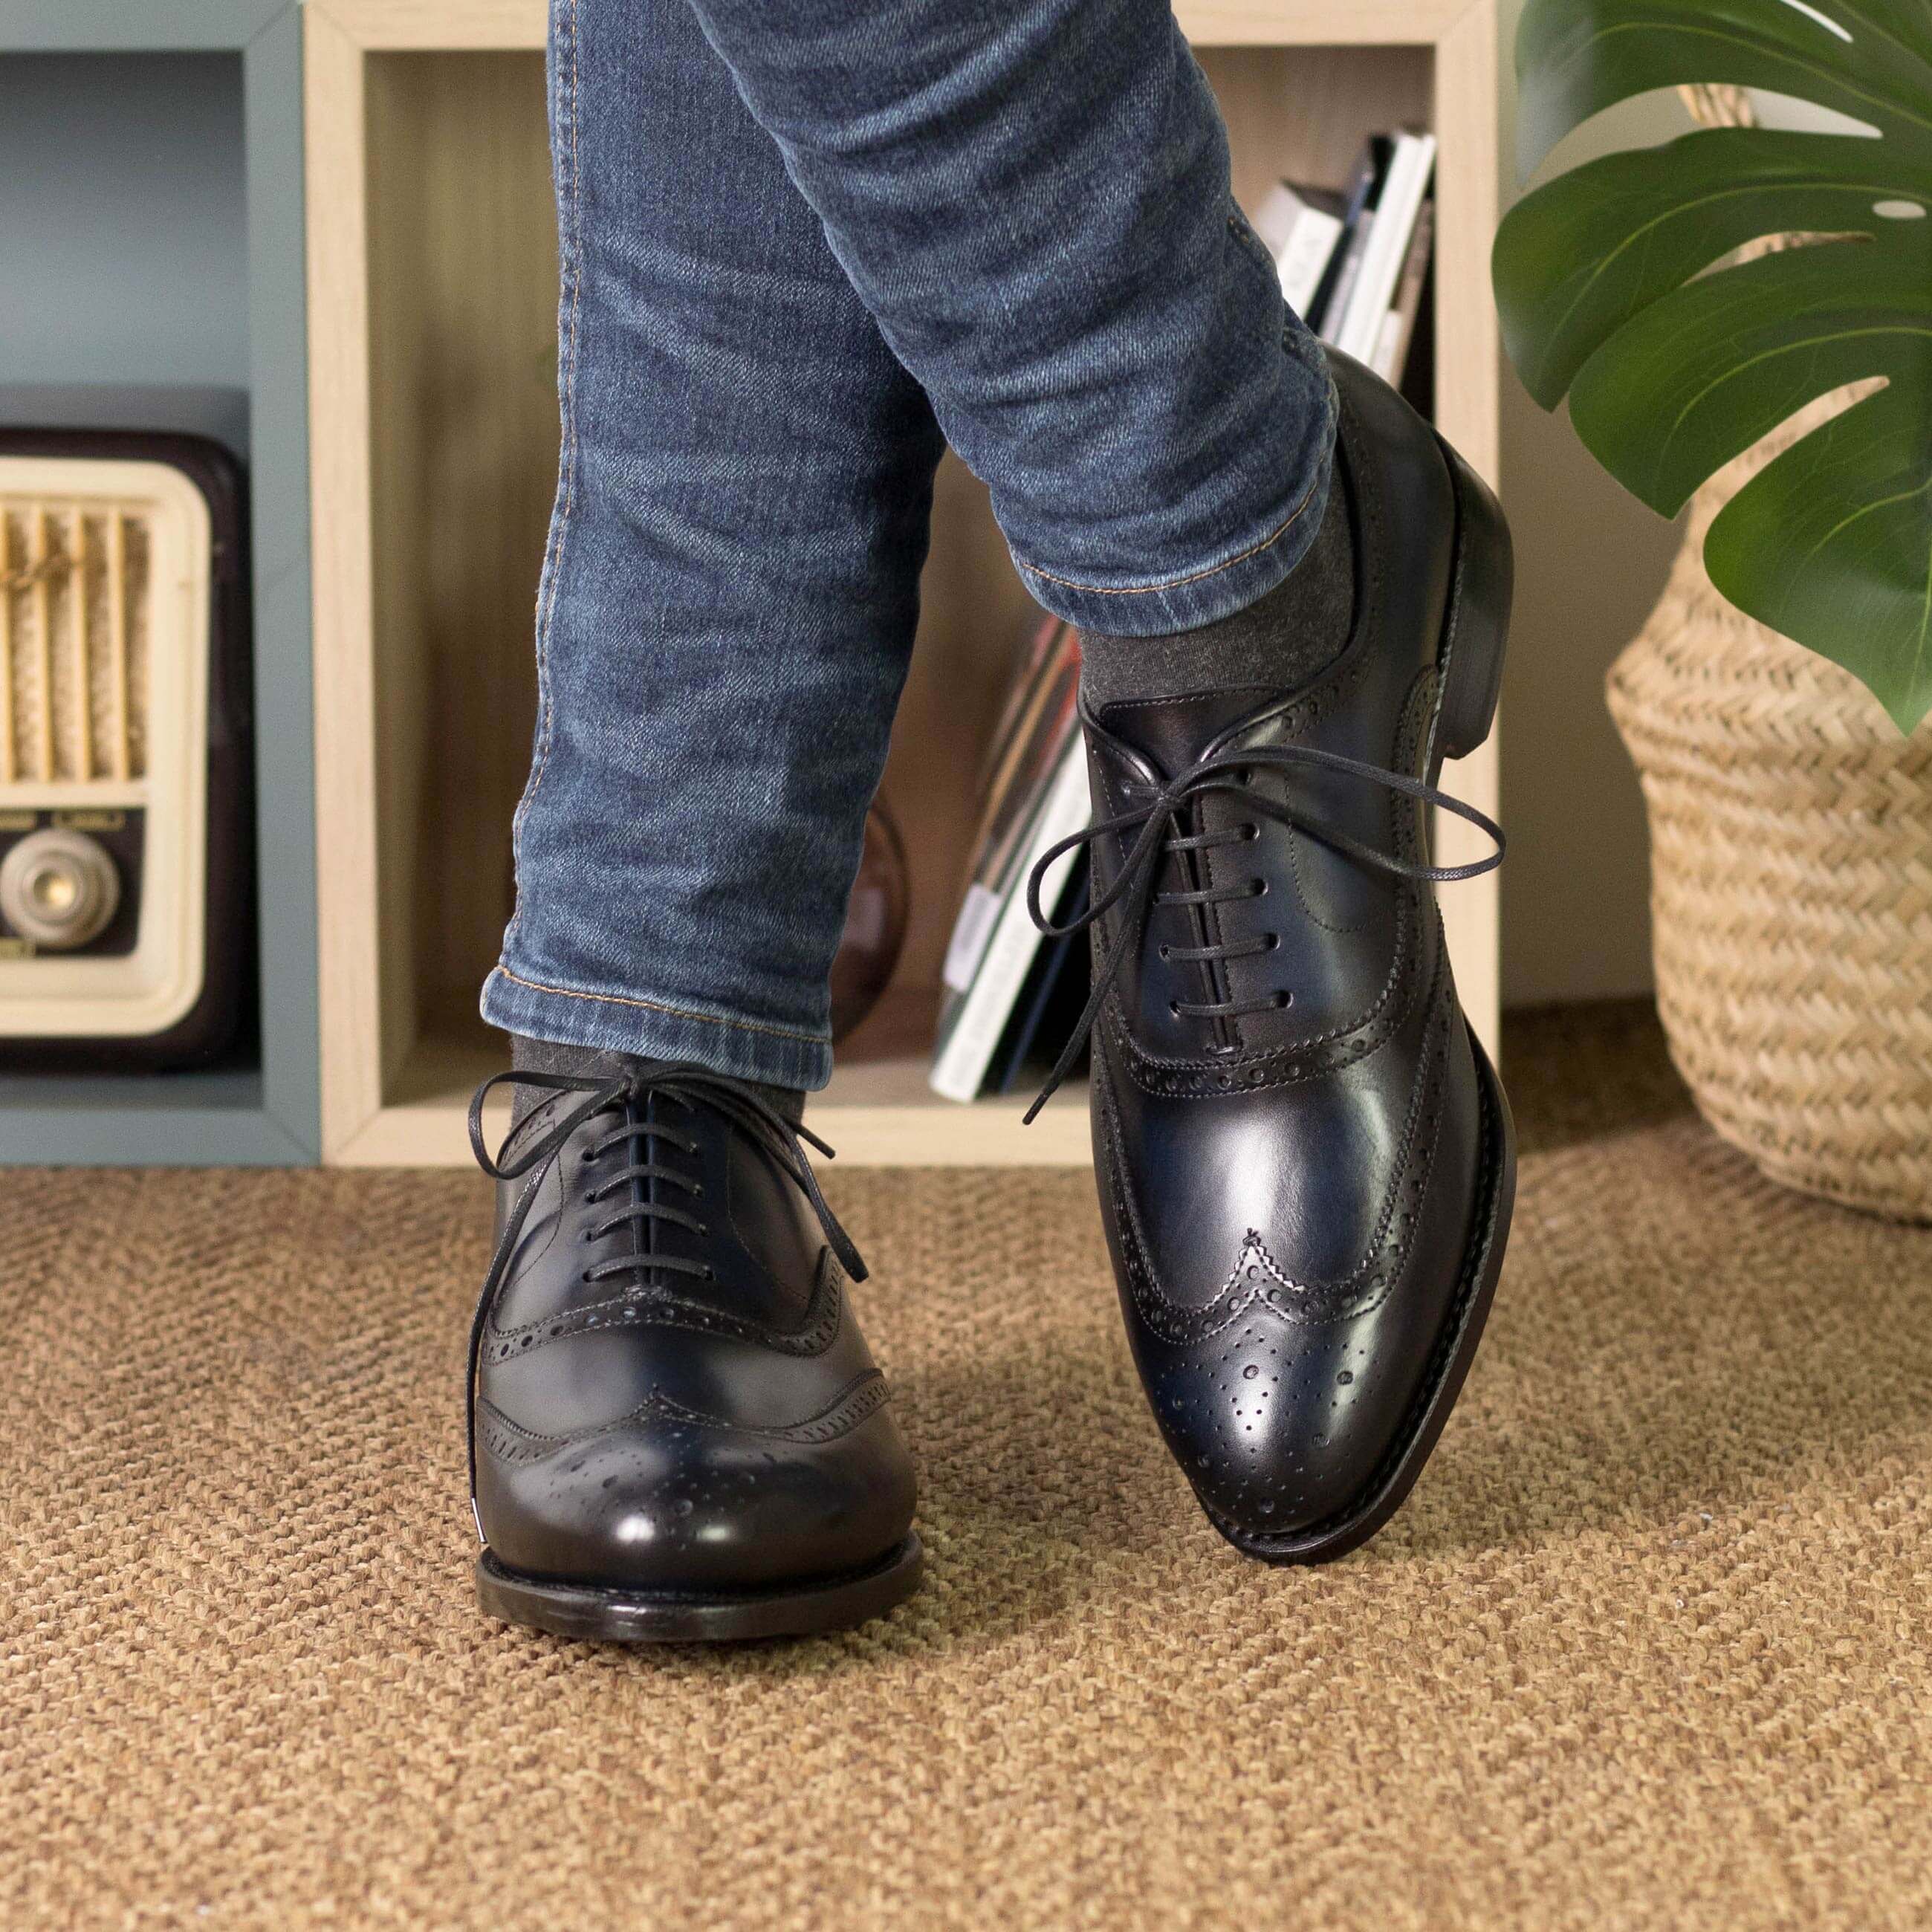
[1493,0,1932,730]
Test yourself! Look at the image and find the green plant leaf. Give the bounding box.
[1567,233,1932,513]
[1516,0,1932,177]
[1708,391,1932,731]
[1498,0,1932,729]
[1495,131,1919,408]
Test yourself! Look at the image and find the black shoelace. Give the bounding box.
[1022,740,1504,1122]
[463,1063,864,1533]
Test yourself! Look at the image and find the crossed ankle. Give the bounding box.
[1077,469,1355,713]
[508,1034,804,1127]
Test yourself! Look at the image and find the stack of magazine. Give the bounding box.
[1251,127,1437,390]
[929,618,1092,1103]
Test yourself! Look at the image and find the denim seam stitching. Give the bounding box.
[490,964,829,1048]
[503,0,583,952]
[1014,464,1323,599]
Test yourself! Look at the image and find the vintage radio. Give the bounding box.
[0,432,253,1069]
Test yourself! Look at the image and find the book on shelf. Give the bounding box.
[1372,195,1434,383]
[1252,126,1437,393]
[1307,135,1390,340]
[991,858,1089,1095]
[1331,130,1436,366]
[930,622,1090,1105]
[1250,180,1345,321]
[941,617,1080,1000]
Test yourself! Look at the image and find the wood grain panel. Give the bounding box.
[364,51,555,1059]
[308,3,1503,1161]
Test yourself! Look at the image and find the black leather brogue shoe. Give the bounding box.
[465,1063,920,1639]
[1028,352,1516,1563]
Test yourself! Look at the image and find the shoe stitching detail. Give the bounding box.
[1081,639,1390,1074]
[1202,1060,1505,1552]
[1095,671,1439,1100]
[1283,827,1367,936]
[484,1245,846,1365]
[1095,970,1453,1345]
[476,1369,891,1466]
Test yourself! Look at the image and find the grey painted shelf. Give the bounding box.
[0,1,318,1164]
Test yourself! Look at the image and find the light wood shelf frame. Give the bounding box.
[306,0,1500,1167]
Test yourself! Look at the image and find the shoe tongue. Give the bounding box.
[1095,687,1270,779]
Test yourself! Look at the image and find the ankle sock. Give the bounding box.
[509,1033,804,1128]
[1077,469,1355,712]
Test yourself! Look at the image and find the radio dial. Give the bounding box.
[0,829,123,950]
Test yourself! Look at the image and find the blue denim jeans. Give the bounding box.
[482,0,1337,1089]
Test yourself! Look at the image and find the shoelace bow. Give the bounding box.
[463,1063,864,1533]
[1022,739,1504,1122]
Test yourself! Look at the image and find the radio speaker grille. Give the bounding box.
[0,498,151,785]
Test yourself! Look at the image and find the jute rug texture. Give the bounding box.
[5,1012,1930,1929]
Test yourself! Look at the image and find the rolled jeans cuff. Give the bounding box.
[1012,464,1329,636]
[481,963,834,1092]
[1009,364,1340,638]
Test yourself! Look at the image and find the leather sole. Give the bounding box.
[1201,1028,1517,1566]
[475,1534,923,1643]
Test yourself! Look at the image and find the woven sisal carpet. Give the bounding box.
[6,1008,1931,1929]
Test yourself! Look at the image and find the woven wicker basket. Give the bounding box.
[1599,82,1932,1221]
[1607,410,1932,1222]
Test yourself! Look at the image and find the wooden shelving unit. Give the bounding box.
[305,0,1500,1167]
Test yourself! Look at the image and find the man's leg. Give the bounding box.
[681,0,1517,1563]
[467,0,935,1644]
[481,0,944,1090]
[681,0,1337,635]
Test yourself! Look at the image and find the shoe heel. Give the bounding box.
[1433,442,1513,764]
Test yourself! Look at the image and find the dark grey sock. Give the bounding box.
[1077,471,1355,711]
[509,1033,804,1128]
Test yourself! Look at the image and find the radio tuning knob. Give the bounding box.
[0,828,123,950]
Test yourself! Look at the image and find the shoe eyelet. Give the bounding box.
[1168,1000,1181,1019]
[1157,944,1170,962]
[1251,878,1268,898]
[1264,933,1280,952]
[1241,823,1260,842]
[1273,991,1292,1010]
